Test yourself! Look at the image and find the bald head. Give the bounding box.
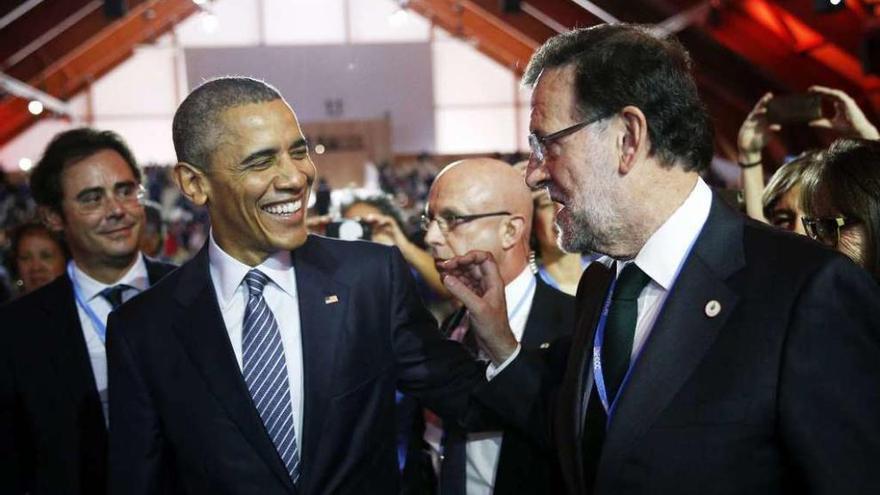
[435,158,533,223]
[426,158,534,284]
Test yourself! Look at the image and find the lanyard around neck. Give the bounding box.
[67,261,116,344]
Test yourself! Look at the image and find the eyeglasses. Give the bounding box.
[420,211,510,233]
[802,215,859,247]
[528,113,608,163]
[69,183,145,215]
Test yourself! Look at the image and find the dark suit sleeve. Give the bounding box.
[106,312,169,495]
[0,316,28,494]
[468,342,568,449]
[387,247,486,420]
[779,257,880,493]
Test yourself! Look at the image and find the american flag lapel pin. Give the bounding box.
[324,294,339,304]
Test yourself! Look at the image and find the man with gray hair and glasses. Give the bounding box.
[440,23,880,495]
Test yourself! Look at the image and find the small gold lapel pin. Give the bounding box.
[704,300,721,318]
[324,295,339,304]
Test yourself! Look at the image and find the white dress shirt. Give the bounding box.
[584,178,713,409]
[71,255,149,424]
[465,267,536,495]
[208,233,304,455]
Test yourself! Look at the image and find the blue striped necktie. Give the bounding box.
[242,269,301,483]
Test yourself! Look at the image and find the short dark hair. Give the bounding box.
[341,193,408,234]
[800,138,880,281]
[522,23,714,172]
[29,127,141,212]
[172,76,283,171]
[761,150,820,219]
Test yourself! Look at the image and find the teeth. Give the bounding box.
[263,200,302,215]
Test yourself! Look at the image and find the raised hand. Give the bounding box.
[438,251,518,364]
[738,92,777,164]
[808,85,880,140]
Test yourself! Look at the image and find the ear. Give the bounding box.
[174,162,210,207]
[40,205,64,233]
[617,105,649,175]
[500,215,527,250]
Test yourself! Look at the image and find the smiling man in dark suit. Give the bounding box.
[105,77,486,495]
[410,158,572,495]
[0,128,176,495]
[440,24,880,495]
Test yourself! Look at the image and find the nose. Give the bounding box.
[525,155,550,190]
[275,155,314,191]
[423,217,446,249]
[104,194,126,218]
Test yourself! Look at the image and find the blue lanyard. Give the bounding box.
[67,261,111,344]
[591,263,645,424]
[591,271,618,419]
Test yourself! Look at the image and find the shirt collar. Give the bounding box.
[629,178,712,290]
[72,254,150,302]
[504,265,536,318]
[208,231,297,309]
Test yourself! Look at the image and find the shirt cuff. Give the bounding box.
[485,344,522,381]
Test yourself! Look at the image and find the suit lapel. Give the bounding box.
[521,278,557,348]
[292,237,349,493]
[555,262,614,494]
[170,247,297,494]
[599,195,746,479]
[144,256,174,285]
[45,276,108,432]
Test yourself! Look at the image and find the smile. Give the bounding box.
[261,199,303,216]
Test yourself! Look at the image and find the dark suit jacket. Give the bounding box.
[105,235,485,495]
[478,194,880,494]
[0,257,175,495]
[429,276,573,495]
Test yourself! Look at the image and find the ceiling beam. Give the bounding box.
[0,0,199,144]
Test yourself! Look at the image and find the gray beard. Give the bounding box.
[555,187,623,256]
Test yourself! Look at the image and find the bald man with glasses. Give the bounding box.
[410,158,573,495]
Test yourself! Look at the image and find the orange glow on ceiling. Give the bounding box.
[742,0,824,51]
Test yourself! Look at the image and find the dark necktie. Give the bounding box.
[241,269,301,484]
[582,263,651,491]
[100,284,131,310]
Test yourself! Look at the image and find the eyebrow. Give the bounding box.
[438,207,463,218]
[290,138,308,151]
[240,148,278,166]
[240,138,310,165]
[74,186,104,200]
[74,180,137,200]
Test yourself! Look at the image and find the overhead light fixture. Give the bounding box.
[27,100,44,115]
[814,0,846,13]
[19,158,33,172]
[314,144,326,155]
[200,11,218,33]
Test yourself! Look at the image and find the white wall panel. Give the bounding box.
[263,0,346,45]
[432,37,516,106]
[435,107,518,154]
[89,118,176,165]
[91,47,178,117]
